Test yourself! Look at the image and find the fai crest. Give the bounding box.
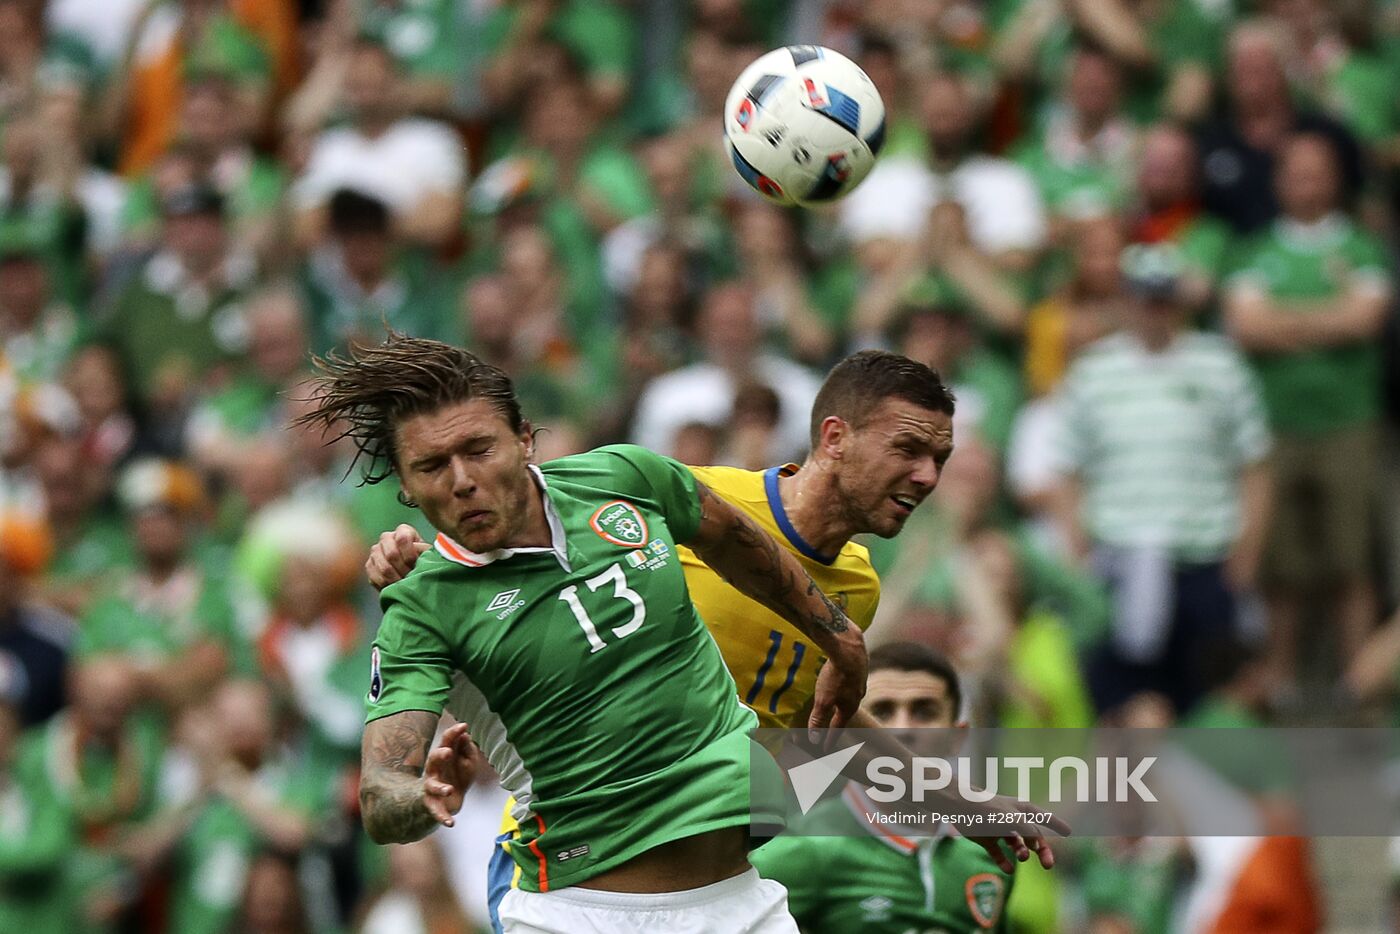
[589,500,650,548]
[965,874,1006,929]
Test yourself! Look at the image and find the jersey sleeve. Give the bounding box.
[588,444,703,542]
[748,833,830,926]
[365,584,454,723]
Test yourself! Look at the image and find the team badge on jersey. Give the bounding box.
[368,646,383,702]
[966,873,1006,928]
[589,500,649,548]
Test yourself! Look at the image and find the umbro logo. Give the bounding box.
[859,895,893,921]
[486,590,521,612]
[487,589,527,620]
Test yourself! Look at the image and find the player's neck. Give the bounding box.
[777,463,856,557]
[504,475,554,550]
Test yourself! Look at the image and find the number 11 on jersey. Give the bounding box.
[747,629,806,715]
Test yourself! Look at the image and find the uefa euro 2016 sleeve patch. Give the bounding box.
[369,645,383,702]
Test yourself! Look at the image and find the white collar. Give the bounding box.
[841,784,951,854]
[1276,212,1349,251]
[434,465,570,571]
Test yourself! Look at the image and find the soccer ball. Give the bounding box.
[724,45,886,207]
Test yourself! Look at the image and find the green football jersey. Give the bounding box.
[1226,214,1392,435]
[367,444,767,892]
[751,785,1014,933]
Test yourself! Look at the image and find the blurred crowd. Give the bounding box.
[0,0,1399,931]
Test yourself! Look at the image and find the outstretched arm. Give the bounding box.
[360,712,473,844]
[684,482,868,730]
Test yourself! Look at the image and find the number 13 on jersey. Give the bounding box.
[558,562,647,653]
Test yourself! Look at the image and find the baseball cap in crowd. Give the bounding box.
[161,183,226,220]
[1120,243,1186,303]
[117,459,208,516]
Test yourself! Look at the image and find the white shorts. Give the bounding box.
[497,868,798,934]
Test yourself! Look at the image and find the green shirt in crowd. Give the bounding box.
[368,444,773,892]
[166,756,325,934]
[0,750,75,934]
[751,785,1014,933]
[1225,213,1393,436]
[97,253,253,406]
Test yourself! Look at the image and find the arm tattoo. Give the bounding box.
[694,482,849,639]
[359,710,440,844]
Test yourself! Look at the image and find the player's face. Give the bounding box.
[833,397,953,538]
[394,398,536,553]
[864,669,958,731]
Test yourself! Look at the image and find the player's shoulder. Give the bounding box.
[379,548,481,616]
[543,443,668,479]
[686,464,768,506]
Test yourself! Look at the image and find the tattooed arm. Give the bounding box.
[360,713,476,844]
[685,481,868,730]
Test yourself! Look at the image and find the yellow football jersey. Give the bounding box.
[683,463,881,730]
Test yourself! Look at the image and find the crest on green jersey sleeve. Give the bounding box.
[589,500,650,547]
[966,873,1006,928]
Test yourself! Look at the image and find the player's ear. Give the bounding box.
[521,422,536,461]
[818,415,848,460]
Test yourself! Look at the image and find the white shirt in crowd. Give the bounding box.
[293,119,467,216]
[630,357,821,464]
[838,154,1047,254]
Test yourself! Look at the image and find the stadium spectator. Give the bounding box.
[149,679,321,934]
[0,105,92,305]
[237,850,312,934]
[631,281,820,461]
[1014,44,1139,232]
[292,38,465,247]
[111,0,274,176]
[26,655,164,931]
[77,459,245,712]
[0,690,72,932]
[186,284,310,476]
[733,200,838,364]
[62,345,138,473]
[97,184,255,448]
[890,274,1023,455]
[1127,123,1230,309]
[121,72,286,261]
[0,231,77,387]
[0,512,69,726]
[1054,244,1272,714]
[357,837,473,934]
[841,70,1047,281]
[1197,19,1364,234]
[1224,131,1392,694]
[300,188,452,351]
[479,0,636,120]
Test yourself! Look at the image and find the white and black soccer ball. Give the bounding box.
[724,45,886,207]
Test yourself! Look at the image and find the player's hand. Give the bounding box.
[422,722,476,828]
[367,524,429,590]
[964,795,1071,873]
[809,626,867,736]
